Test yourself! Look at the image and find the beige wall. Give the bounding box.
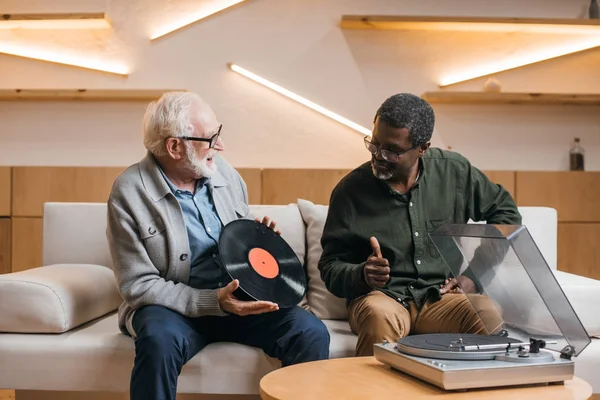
[0,0,599,170]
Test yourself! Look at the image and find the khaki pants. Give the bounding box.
[348,291,504,357]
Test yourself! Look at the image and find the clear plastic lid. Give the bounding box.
[429,223,590,358]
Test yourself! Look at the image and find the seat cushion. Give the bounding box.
[0,264,121,333]
[324,319,358,359]
[0,313,358,394]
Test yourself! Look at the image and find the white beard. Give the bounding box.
[371,162,394,180]
[185,143,218,178]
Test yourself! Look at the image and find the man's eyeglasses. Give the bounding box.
[364,136,414,163]
[179,124,222,148]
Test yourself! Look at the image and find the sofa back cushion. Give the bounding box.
[43,202,112,268]
[297,199,348,320]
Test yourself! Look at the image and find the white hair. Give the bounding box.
[142,91,206,157]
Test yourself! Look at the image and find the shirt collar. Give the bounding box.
[157,164,207,195]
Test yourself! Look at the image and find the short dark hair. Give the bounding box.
[374,93,435,147]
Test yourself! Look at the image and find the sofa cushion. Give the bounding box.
[0,313,357,393]
[43,202,114,269]
[0,264,122,333]
[249,204,309,309]
[297,199,348,319]
[554,270,600,337]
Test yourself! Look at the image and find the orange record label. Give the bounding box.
[248,247,279,279]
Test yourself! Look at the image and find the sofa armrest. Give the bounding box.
[0,264,122,333]
[554,270,600,337]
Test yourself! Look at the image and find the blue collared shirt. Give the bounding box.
[159,168,229,289]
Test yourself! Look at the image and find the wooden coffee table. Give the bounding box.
[260,357,592,400]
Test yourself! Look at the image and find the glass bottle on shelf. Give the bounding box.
[569,137,585,171]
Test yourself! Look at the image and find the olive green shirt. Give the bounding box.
[318,148,521,309]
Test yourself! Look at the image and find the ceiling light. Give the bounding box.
[0,13,110,30]
[0,43,129,75]
[228,62,372,135]
[150,0,247,40]
[439,37,600,87]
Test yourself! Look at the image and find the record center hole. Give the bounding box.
[248,247,279,279]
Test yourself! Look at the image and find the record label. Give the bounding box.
[219,219,306,308]
[248,247,279,279]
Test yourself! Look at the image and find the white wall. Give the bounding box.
[0,0,599,170]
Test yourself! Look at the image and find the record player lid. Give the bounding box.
[429,223,590,358]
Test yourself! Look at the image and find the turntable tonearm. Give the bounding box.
[374,223,591,391]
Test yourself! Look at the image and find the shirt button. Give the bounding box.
[212,254,217,258]
[414,232,419,237]
[409,202,413,206]
[207,227,212,233]
[180,254,188,261]
[416,260,421,265]
[148,227,156,235]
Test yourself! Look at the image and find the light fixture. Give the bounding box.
[340,15,600,35]
[0,43,129,76]
[150,0,248,40]
[228,63,372,135]
[0,13,111,30]
[439,36,600,87]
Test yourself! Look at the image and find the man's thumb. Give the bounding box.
[370,236,382,258]
[225,279,239,294]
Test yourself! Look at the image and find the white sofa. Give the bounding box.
[0,201,599,399]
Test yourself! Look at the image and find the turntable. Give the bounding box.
[373,223,591,391]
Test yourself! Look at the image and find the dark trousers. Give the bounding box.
[130,305,330,400]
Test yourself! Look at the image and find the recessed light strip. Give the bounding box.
[439,36,600,87]
[0,43,129,76]
[228,63,372,135]
[150,0,248,40]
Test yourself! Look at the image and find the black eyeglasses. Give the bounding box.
[364,136,414,163]
[179,124,222,148]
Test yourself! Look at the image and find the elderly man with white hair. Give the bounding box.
[106,91,330,400]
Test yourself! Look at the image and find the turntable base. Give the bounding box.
[259,357,592,400]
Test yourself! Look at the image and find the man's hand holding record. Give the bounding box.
[217,279,279,316]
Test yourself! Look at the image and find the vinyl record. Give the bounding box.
[219,219,306,308]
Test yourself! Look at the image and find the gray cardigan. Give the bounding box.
[106,151,253,336]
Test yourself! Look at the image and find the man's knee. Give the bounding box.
[468,295,505,334]
[281,308,330,362]
[133,306,187,363]
[292,309,330,347]
[350,292,410,336]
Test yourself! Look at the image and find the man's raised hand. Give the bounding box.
[363,236,390,289]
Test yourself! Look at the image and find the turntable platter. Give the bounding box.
[396,333,524,361]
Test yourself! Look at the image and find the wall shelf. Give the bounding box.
[340,15,600,33]
[0,89,184,101]
[0,13,110,29]
[421,91,600,105]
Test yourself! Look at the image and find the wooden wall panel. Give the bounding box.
[262,169,351,205]
[482,170,515,198]
[558,223,600,280]
[516,172,600,222]
[11,217,43,272]
[237,168,262,205]
[12,167,125,217]
[0,167,10,216]
[0,218,10,274]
